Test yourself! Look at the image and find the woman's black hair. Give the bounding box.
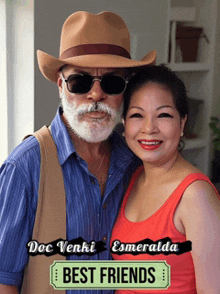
[123,65,189,119]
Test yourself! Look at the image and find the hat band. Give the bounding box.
[60,44,131,59]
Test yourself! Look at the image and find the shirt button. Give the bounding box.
[91,179,95,184]
[103,236,107,242]
[103,203,107,209]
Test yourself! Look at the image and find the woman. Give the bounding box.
[111,65,220,293]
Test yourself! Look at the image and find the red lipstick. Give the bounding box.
[138,140,162,151]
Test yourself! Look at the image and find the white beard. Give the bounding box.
[61,90,123,143]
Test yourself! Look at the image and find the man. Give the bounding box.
[0,11,156,293]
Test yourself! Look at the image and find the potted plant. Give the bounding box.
[209,117,220,182]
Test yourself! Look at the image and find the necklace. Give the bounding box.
[97,152,105,172]
[97,152,109,187]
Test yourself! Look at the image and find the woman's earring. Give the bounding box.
[122,132,125,137]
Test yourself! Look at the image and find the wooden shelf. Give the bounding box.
[167,0,216,175]
[167,63,211,72]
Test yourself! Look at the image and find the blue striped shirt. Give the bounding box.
[0,107,140,293]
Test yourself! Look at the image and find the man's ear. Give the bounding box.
[57,73,63,99]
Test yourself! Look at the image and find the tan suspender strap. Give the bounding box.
[22,126,66,294]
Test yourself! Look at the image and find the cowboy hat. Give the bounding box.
[37,11,156,83]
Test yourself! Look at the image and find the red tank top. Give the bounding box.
[111,166,219,294]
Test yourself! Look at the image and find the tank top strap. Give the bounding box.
[174,173,217,196]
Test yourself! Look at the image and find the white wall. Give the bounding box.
[0,0,8,163]
[0,0,34,164]
[34,0,169,130]
[212,1,220,118]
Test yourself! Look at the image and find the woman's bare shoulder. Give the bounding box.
[172,155,220,221]
[178,177,220,226]
[184,179,219,206]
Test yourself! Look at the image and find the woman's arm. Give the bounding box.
[180,180,220,294]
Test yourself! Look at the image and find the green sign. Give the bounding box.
[50,260,170,290]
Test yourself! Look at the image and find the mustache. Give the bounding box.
[77,102,118,118]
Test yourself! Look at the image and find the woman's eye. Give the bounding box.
[129,113,143,118]
[158,113,173,118]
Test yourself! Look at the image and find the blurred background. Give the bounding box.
[0,0,220,188]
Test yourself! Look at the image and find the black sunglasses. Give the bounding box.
[62,73,128,95]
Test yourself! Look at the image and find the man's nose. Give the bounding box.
[86,80,106,102]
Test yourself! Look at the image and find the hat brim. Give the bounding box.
[37,49,157,83]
